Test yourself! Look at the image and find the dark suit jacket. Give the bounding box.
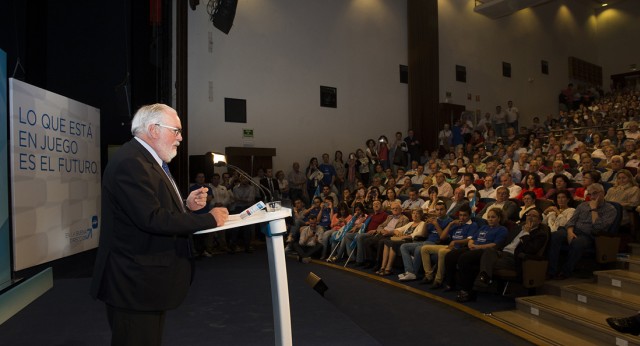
[514,224,550,259]
[445,199,469,219]
[260,177,280,199]
[477,200,519,221]
[90,138,217,311]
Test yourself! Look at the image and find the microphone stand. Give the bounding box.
[217,162,275,203]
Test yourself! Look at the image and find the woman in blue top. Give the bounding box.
[443,207,508,302]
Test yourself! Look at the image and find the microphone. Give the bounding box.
[209,151,281,211]
[226,163,274,202]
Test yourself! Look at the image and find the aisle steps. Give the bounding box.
[490,243,640,345]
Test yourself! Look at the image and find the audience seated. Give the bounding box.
[499,173,522,199]
[257,89,640,303]
[476,209,550,298]
[544,174,574,200]
[477,187,519,222]
[419,205,478,288]
[398,202,452,281]
[376,209,426,276]
[443,207,509,302]
[605,169,640,226]
[292,217,325,263]
[541,190,575,232]
[517,191,538,224]
[547,183,617,279]
[434,172,454,198]
[362,202,410,270]
[515,173,544,200]
[401,188,425,212]
[445,187,469,219]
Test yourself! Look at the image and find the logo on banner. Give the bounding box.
[65,216,98,245]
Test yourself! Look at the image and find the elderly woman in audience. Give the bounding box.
[621,139,636,161]
[517,191,539,224]
[597,145,617,169]
[544,174,574,200]
[376,209,426,276]
[443,207,508,302]
[516,173,544,200]
[542,190,575,232]
[605,169,640,226]
[574,170,601,201]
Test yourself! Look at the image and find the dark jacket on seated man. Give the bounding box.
[479,210,550,280]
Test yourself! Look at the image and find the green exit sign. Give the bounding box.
[243,129,254,138]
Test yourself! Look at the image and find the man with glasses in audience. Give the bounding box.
[477,209,549,287]
[547,183,617,279]
[477,186,518,222]
[362,202,409,269]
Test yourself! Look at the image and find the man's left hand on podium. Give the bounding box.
[211,207,230,227]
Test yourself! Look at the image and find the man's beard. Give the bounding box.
[159,143,179,162]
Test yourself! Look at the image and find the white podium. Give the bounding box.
[195,208,293,346]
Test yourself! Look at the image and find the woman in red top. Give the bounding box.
[516,173,544,200]
[574,170,601,202]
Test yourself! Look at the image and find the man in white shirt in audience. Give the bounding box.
[478,176,496,199]
[434,172,454,198]
[499,173,522,199]
[542,160,573,183]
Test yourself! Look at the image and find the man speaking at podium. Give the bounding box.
[90,104,229,345]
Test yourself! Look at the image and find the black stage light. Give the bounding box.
[305,272,328,297]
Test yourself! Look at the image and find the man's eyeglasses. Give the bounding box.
[155,123,182,136]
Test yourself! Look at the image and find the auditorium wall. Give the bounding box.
[186,0,638,171]
[438,0,600,127]
[187,0,409,171]
[593,0,640,85]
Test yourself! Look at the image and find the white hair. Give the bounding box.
[130,103,173,136]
